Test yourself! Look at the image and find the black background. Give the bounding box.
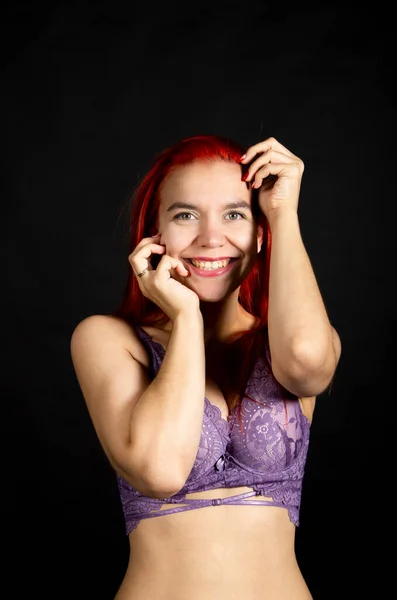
[3,2,393,598]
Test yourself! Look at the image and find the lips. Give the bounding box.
[186,257,236,261]
[183,257,238,278]
[184,257,237,263]
[190,258,231,267]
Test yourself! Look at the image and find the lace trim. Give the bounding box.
[203,397,232,442]
[123,488,296,533]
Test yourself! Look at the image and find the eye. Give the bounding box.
[225,211,245,220]
[173,212,196,220]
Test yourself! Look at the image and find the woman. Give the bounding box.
[70,134,341,599]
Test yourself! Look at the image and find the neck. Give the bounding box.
[157,289,258,343]
[200,289,256,344]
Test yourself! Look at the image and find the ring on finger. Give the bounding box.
[137,268,149,278]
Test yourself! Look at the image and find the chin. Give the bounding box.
[178,275,241,303]
[192,285,239,304]
[196,294,227,304]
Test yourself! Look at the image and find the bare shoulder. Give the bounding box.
[70,313,150,368]
[69,314,155,492]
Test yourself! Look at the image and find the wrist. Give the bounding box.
[172,309,203,331]
[267,208,299,233]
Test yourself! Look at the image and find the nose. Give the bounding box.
[196,218,226,248]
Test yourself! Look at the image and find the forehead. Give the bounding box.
[158,160,251,206]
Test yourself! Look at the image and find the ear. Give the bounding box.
[256,225,264,253]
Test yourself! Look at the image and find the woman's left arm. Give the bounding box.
[241,137,342,397]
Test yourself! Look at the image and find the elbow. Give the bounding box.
[143,468,185,499]
[119,453,185,499]
[98,431,186,499]
[273,336,341,398]
[118,467,183,499]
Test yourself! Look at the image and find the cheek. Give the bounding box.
[240,228,259,252]
[160,229,189,255]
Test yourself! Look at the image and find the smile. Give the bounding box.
[185,258,237,277]
[190,258,231,270]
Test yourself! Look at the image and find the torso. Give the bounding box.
[113,317,315,600]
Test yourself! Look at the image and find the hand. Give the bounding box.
[240,137,304,225]
[128,234,200,321]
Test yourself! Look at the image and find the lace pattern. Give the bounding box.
[117,325,310,533]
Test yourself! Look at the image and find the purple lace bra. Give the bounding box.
[117,326,311,534]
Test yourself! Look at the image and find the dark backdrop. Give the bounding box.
[3,2,393,599]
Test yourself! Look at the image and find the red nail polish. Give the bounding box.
[241,172,249,181]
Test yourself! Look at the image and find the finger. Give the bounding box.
[131,233,161,254]
[129,243,166,274]
[240,137,295,163]
[134,243,165,261]
[251,162,302,187]
[242,150,297,181]
[156,255,190,278]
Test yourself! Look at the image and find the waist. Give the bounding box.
[121,506,309,600]
[119,562,311,600]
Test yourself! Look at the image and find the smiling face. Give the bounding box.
[157,160,263,303]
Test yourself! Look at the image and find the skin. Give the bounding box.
[71,138,341,599]
[115,171,314,597]
[156,159,264,339]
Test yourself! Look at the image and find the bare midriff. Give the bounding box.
[114,486,313,600]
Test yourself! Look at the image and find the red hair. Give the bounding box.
[113,134,276,423]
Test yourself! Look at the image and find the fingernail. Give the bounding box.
[241,172,249,181]
[239,154,247,162]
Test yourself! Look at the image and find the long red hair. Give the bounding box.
[113,134,275,421]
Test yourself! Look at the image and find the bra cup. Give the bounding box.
[227,357,309,473]
[229,400,308,473]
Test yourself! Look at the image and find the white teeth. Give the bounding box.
[191,259,231,270]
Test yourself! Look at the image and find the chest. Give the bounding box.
[140,326,244,420]
[204,379,231,421]
[204,342,242,420]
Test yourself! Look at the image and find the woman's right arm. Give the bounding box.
[70,311,205,499]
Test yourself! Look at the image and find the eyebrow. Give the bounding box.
[166,200,252,212]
